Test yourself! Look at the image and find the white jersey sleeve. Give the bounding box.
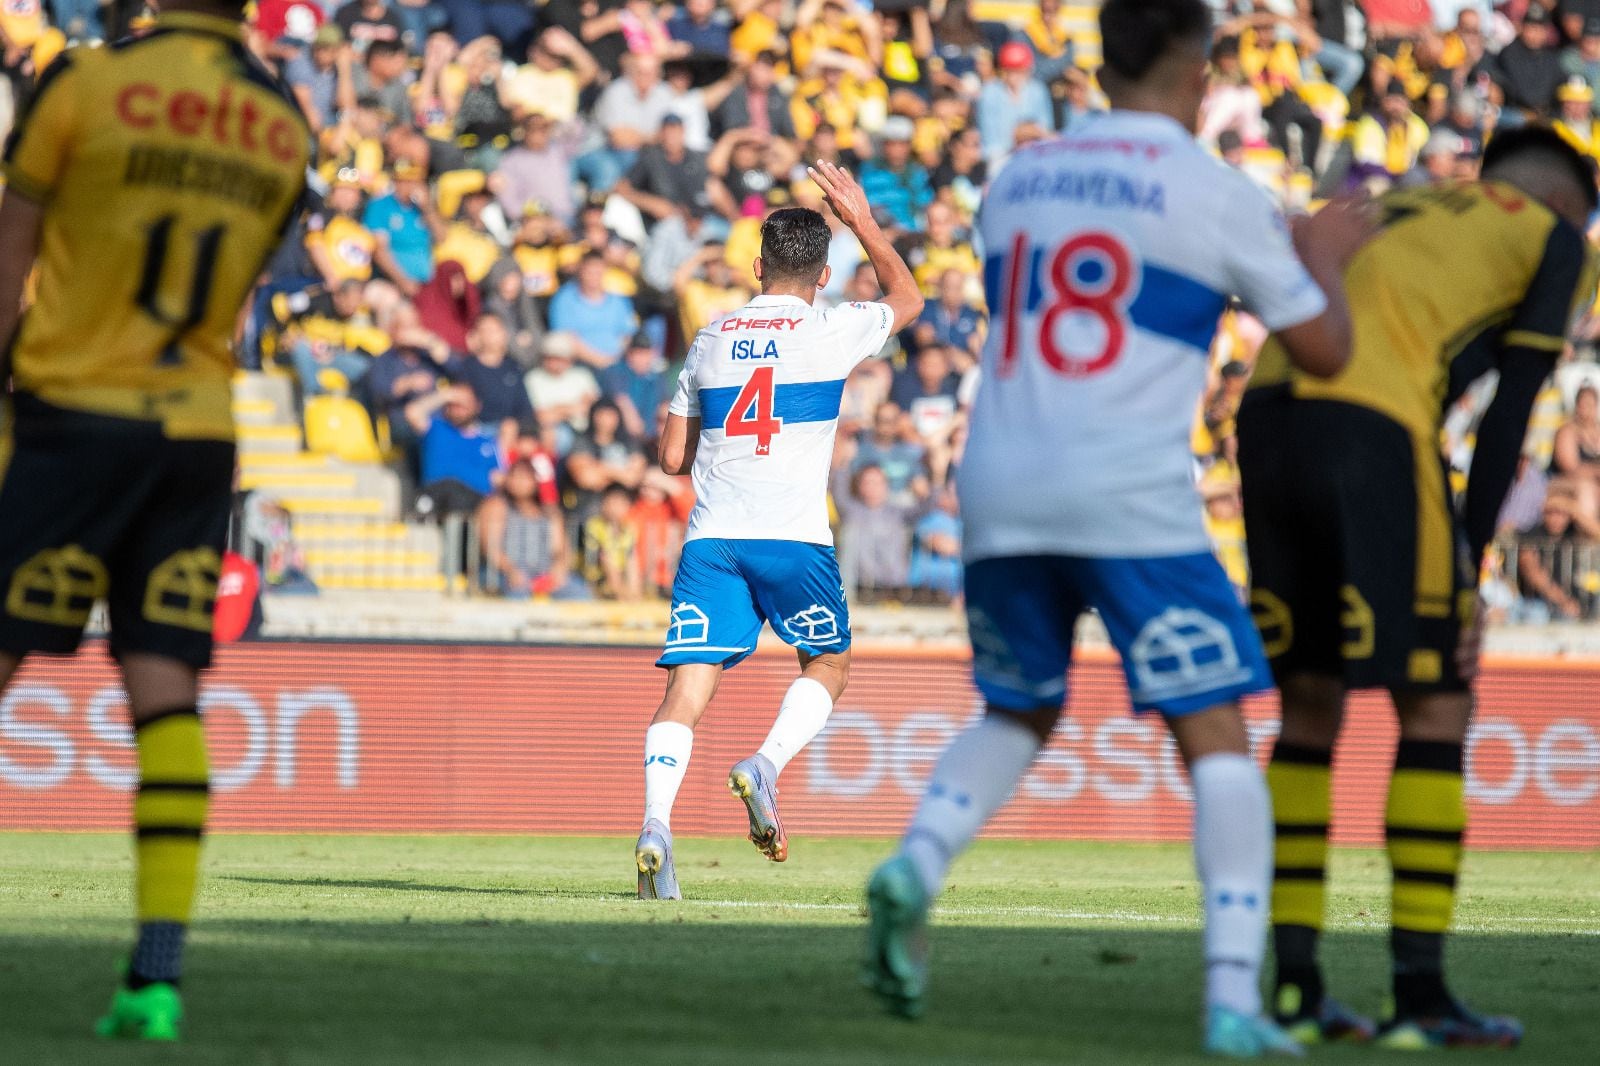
[819,300,895,373]
[1221,176,1328,332]
[669,333,709,418]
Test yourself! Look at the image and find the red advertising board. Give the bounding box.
[0,642,1596,847]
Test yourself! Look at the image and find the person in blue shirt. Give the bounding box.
[362,161,442,294]
[977,42,1056,163]
[917,269,985,355]
[600,331,669,439]
[548,251,637,369]
[405,382,504,514]
[909,483,963,600]
[859,116,933,230]
[666,0,730,56]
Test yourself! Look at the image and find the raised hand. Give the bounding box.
[807,159,874,233]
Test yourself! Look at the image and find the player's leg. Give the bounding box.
[1080,552,1299,1057]
[1376,684,1520,1050]
[94,433,233,1041]
[733,542,854,860]
[641,539,763,898]
[863,556,1077,1019]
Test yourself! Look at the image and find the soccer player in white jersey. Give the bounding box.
[862,0,1375,1057]
[634,164,924,900]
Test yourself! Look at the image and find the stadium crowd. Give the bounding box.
[2,0,1599,615]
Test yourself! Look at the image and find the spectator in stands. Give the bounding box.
[629,471,685,598]
[908,481,963,604]
[1516,480,1600,620]
[353,38,413,125]
[839,357,893,438]
[929,124,988,218]
[305,172,377,288]
[1404,128,1468,184]
[365,160,441,294]
[406,383,504,516]
[1492,3,1565,121]
[336,0,405,51]
[908,201,981,297]
[977,41,1055,163]
[527,332,602,449]
[712,49,794,139]
[451,312,536,428]
[837,463,912,603]
[1562,15,1600,114]
[1498,451,1551,537]
[673,241,752,339]
[602,331,669,441]
[860,116,933,230]
[1553,76,1600,154]
[434,188,504,285]
[478,459,587,599]
[496,113,583,227]
[582,483,644,600]
[892,344,962,447]
[483,262,546,370]
[438,0,535,51]
[579,50,675,192]
[549,251,638,368]
[615,114,711,232]
[1350,81,1433,189]
[668,0,731,57]
[567,397,649,528]
[285,279,379,397]
[502,27,599,125]
[285,24,352,133]
[855,401,928,507]
[1552,383,1600,482]
[413,259,479,352]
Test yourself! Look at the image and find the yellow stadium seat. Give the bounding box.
[303,395,383,464]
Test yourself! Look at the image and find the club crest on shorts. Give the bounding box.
[665,602,710,646]
[784,604,839,645]
[1129,608,1251,703]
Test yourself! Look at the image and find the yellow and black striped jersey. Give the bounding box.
[2,11,310,441]
[1252,180,1594,444]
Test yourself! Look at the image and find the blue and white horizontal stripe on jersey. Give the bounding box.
[982,255,1227,355]
[698,378,847,428]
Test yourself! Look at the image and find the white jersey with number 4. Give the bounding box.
[961,109,1329,561]
[671,293,894,545]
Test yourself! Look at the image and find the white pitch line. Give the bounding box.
[639,897,1600,935]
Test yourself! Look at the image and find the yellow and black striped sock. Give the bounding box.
[1387,738,1464,1012]
[130,707,210,988]
[1267,741,1333,1007]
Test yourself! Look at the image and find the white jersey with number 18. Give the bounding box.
[670,293,894,546]
[960,109,1330,562]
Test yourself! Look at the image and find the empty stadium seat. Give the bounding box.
[304,396,383,464]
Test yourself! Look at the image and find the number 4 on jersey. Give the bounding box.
[724,365,783,455]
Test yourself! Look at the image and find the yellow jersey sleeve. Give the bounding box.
[2,55,80,203]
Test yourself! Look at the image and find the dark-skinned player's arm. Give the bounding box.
[808,159,925,332]
[1274,196,1378,379]
[1464,221,1591,566]
[0,191,44,378]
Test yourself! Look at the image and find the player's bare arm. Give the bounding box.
[658,414,700,476]
[1276,196,1378,379]
[0,191,44,369]
[808,159,924,331]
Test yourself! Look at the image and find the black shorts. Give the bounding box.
[0,394,236,669]
[1236,387,1473,693]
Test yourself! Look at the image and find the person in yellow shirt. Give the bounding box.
[306,170,378,285]
[500,25,599,123]
[1349,81,1432,190]
[908,200,980,296]
[433,186,502,285]
[791,55,885,151]
[673,241,752,340]
[0,1,309,1039]
[1554,77,1600,159]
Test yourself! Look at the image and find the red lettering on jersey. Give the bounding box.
[168,91,207,135]
[117,84,159,128]
[719,317,801,332]
[111,82,297,162]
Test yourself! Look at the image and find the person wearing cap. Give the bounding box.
[526,332,602,446]
[976,39,1055,162]
[306,170,378,286]
[601,331,669,440]
[284,23,354,133]
[1349,79,1432,190]
[616,113,711,231]
[363,159,443,294]
[1490,3,1565,120]
[1402,127,1470,186]
[1554,76,1600,157]
[859,115,933,230]
[1560,14,1600,119]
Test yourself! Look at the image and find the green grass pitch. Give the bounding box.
[0,835,1595,1064]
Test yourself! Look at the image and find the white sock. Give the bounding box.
[1191,751,1272,1017]
[643,721,694,830]
[898,714,1041,898]
[756,677,834,775]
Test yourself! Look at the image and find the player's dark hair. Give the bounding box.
[759,208,831,287]
[1099,0,1214,84]
[1482,124,1600,213]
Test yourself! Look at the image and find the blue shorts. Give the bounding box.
[964,553,1271,716]
[657,538,851,669]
